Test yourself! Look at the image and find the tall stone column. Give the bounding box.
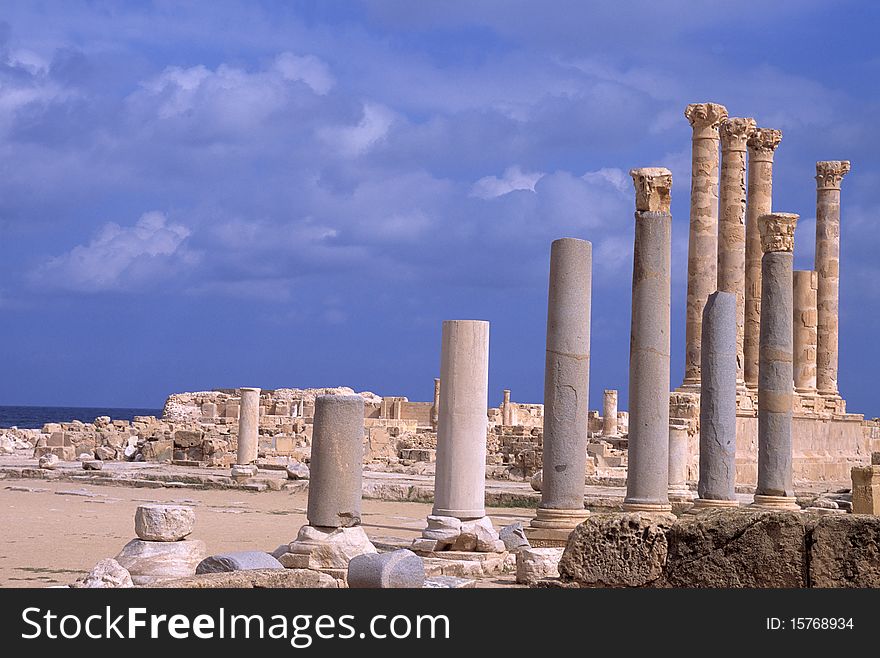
[718,117,757,387]
[235,387,261,465]
[623,168,673,512]
[529,238,592,540]
[682,102,728,388]
[815,161,851,398]
[753,212,800,510]
[694,291,739,508]
[501,389,512,426]
[430,377,440,429]
[602,389,618,436]
[793,270,819,395]
[744,128,783,389]
[431,320,490,520]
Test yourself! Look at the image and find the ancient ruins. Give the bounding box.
[2,99,879,589]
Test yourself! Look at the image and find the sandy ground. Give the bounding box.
[0,478,534,588]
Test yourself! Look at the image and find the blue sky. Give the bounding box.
[1,1,878,416]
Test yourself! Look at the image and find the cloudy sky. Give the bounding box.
[1,1,879,415]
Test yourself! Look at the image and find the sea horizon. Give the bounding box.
[0,404,164,430]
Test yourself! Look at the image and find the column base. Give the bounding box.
[668,486,694,502]
[230,464,258,480]
[751,494,801,511]
[676,381,700,392]
[529,507,589,529]
[687,498,740,513]
[621,501,673,513]
[795,388,819,396]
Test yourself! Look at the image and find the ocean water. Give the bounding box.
[0,405,163,430]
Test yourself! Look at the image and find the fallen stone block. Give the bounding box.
[809,514,880,587]
[499,522,531,552]
[348,549,425,588]
[72,558,133,588]
[196,551,284,574]
[146,568,338,588]
[83,460,103,471]
[115,538,206,585]
[516,547,563,585]
[530,469,543,491]
[38,454,59,470]
[135,504,196,542]
[285,525,377,570]
[286,462,310,480]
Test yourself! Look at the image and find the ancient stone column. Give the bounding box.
[753,212,800,510]
[432,320,490,520]
[744,128,783,389]
[602,390,618,437]
[235,387,261,465]
[793,270,819,395]
[623,168,673,512]
[502,389,512,426]
[682,102,728,388]
[529,238,592,538]
[718,117,756,387]
[307,394,366,527]
[815,161,851,398]
[694,291,739,508]
[667,421,691,500]
[430,377,440,428]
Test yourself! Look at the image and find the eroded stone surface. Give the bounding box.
[134,504,196,541]
[348,549,425,588]
[516,547,563,585]
[809,514,880,587]
[72,558,133,588]
[115,538,206,585]
[196,551,283,574]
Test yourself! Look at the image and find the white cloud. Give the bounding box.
[273,52,335,95]
[471,165,544,199]
[31,211,198,292]
[319,102,395,156]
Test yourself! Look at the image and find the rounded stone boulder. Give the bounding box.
[115,538,206,585]
[134,504,196,542]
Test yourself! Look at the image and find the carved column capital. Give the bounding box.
[685,102,728,140]
[759,212,798,253]
[747,128,783,162]
[630,167,672,213]
[720,117,757,152]
[815,160,851,190]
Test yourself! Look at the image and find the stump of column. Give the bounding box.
[623,167,673,513]
[502,389,513,426]
[718,118,756,390]
[235,387,260,466]
[527,238,592,544]
[815,160,851,399]
[430,377,440,429]
[753,213,800,510]
[793,270,819,396]
[602,390,618,437]
[693,291,739,509]
[744,128,783,390]
[681,102,728,389]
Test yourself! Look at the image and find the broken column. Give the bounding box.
[231,387,261,478]
[815,160,851,399]
[419,320,503,553]
[753,212,800,510]
[502,389,513,426]
[623,167,673,513]
[718,117,757,388]
[682,102,728,389]
[602,390,618,437]
[287,394,377,571]
[744,128,783,390]
[528,238,592,543]
[694,291,739,508]
[793,270,819,396]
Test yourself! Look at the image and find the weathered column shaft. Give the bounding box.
[602,389,618,436]
[624,168,673,512]
[696,291,738,505]
[718,118,756,385]
[306,394,365,528]
[683,102,728,387]
[793,270,818,394]
[535,238,592,524]
[431,377,440,428]
[815,161,851,397]
[744,129,782,389]
[502,389,512,426]
[433,320,490,520]
[755,213,799,508]
[236,387,261,465]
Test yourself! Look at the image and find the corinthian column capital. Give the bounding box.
[816,160,851,190]
[759,212,799,254]
[747,128,783,161]
[630,167,672,213]
[685,102,728,140]
[720,117,757,152]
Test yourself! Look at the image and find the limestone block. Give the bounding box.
[460,516,502,552]
[530,469,543,492]
[423,576,476,588]
[274,436,295,454]
[147,568,338,589]
[115,539,206,585]
[286,525,377,570]
[851,466,880,514]
[499,522,531,552]
[38,453,59,469]
[516,547,564,585]
[134,504,196,541]
[808,514,880,587]
[95,446,117,461]
[663,509,806,587]
[196,551,284,574]
[558,513,675,587]
[82,460,103,471]
[72,558,133,588]
[348,549,426,588]
[286,462,310,480]
[173,430,203,448]
[231,464,258,479]
[422,515,461,548]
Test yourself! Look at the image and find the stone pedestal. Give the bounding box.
[682,102,728,389]
[793,270,819,395]
[753,213,800,510]
[431,320,490,520]
[815,161,851,399]
[851,465,880,515]
[695,291,738,507]
[744,128,782,390]
[529,238,592,542]
[603,389,618,437]
[235,387,260,465]
[623,168,673,513]
[718,118,756,389]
